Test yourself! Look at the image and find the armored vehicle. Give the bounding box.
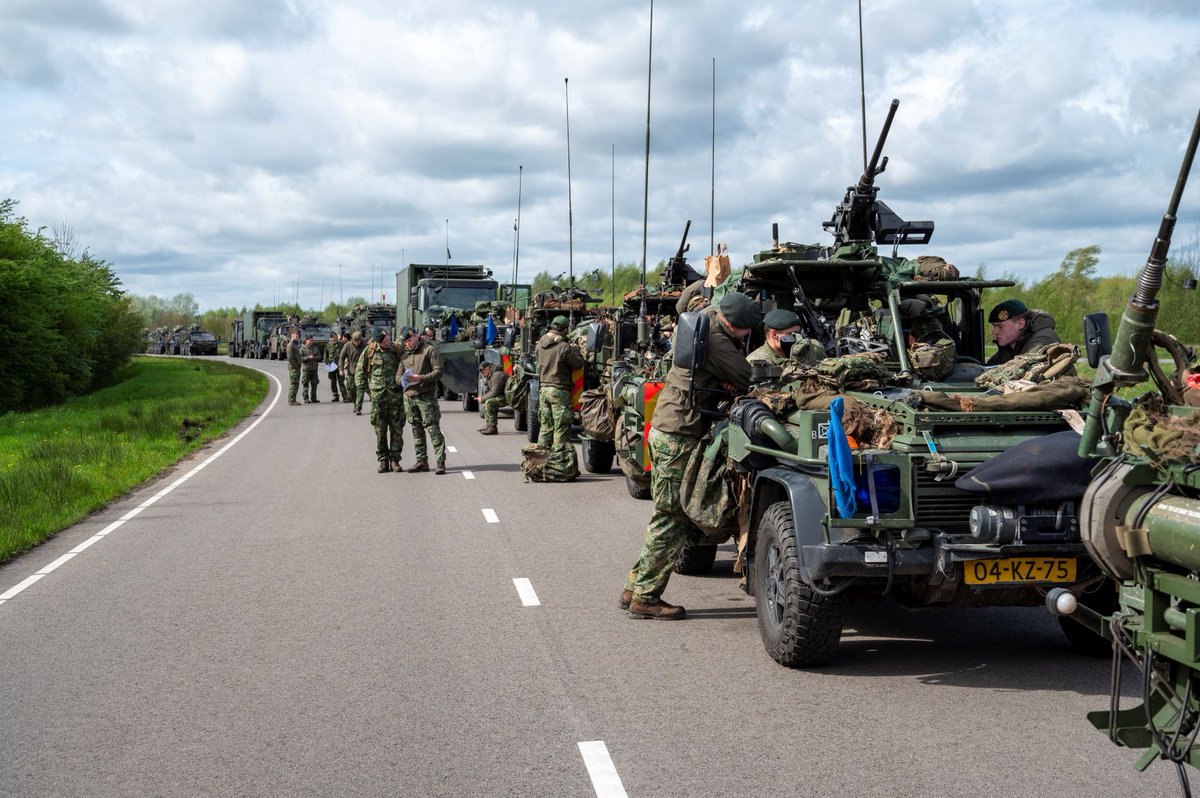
[268,314,332,359]
[396,263,500,405]
[238,310,286,359]
[1047,109,1200,780]
[176,324,217,356]
[675,100,1100,667]
[342,303,396,342]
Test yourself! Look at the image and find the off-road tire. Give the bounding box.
[674,540,718,575]
[755,500,844,667]
[625,474,651,500]
[581,439,615,474]
[462,393,479,412]
[1059,581,1119,657]
[513,400,528,432]
[526,395,540,443]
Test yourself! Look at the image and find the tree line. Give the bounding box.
[0,200,144,412]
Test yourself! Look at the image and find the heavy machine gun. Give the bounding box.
[1048,108,1200,792]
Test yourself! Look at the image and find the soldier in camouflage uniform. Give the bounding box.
[285,331,302,406]
[620,292,760,620]
[397,326,447,474]
[340,331,363,414]
[356,329,405,472]
[746,308,803,365]
[536,315,584,447]
[478,361,508,435]
[325,332,345,402]
[299,335,321,402]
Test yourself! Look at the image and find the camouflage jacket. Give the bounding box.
[339,340,363,374]
[652,304,752,438]
[397,338,443,397]
[536,331,584,389]
[986,310,1062,366]
[481,369,508,401]
[746,342,785,365]
[325,338,344,365]
[286,340,302,369]
[299,343,321,371]
[356,341,401,397]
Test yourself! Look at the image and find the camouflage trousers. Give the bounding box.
[625,428,700,603]
[327,368,345,400]
[537,386,573,447]
[370,391,405,462]
[404,393,446,465]
[302,369,319,401]
[482,396,504,426]
[288,368,300,402]
[345,371,360,410]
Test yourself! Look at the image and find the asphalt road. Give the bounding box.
[0,356,1180,797]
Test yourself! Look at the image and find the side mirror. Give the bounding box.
[502,325,518,349]
[673,311,709,370]
[1083,312,1112,368]
[585,322,605,354]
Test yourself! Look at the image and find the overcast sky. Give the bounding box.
[3,0,1200,311]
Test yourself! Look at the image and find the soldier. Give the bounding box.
[535,315,584,447]
[356,329,405,472]
[986,299,1063,365]
[478,361,508,435]
[340,331,364,414]
[747,309,803,365]
[299,335,321,403]
[325,331,345,402]
[285,331,302,406]
[620,292,760,620]
[397,326,447,475]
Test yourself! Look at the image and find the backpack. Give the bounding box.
[521,443,579,482]
[679,429,739,535]
[579,388,614,440]
[505,367,529,408]
[975,343,1078,389]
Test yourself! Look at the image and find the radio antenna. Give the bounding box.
[858,0,868,170]
[565,78,574,288]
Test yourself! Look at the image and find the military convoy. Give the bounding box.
[341,303,396,342]
[144,324,217,355]
[228,310,287,358]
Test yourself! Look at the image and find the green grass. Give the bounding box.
[0,357,268,563]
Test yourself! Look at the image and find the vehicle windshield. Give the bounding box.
[429,284,497,310]
[300,325,331,338]
[191,332,216,341]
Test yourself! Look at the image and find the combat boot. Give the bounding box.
[331,396,340,403]
[618,589,633,610]
[407,461,429,473]
[627,598,686,620]
[312,397,321,403]
[377,460,392,473]
[289,400,301,407]
[435,462,446,475]
[480,425,498,435]
[390,459,402,472]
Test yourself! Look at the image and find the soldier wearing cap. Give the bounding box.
[339,331,364,414]
[299,335,321,403]
[620,292,761,621]
[285,331,302,406]
[747,308,804,365]
[356,328,405,472]
[986,299,1062,366]
[478,361,508,435]
[397,326,448,474]
[535,315,584,447]
[325,331,345,402]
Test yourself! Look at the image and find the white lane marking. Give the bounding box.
[463,470,475,480]
[482,508,499,524]
[578,741,628,798]
[447,446,458,453]
[513,578,540,606]
[0,367,283,608]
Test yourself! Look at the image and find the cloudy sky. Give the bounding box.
[3,0,1200,311]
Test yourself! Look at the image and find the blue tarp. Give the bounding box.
[486,316,497,345]
[827,396,857,518]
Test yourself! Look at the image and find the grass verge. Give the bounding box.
[0,357,268,564]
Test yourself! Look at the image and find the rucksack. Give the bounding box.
[579,388,614,440]
[505,367,529,408]
[975,343,1078,389]
[521,443,579,482]
[679,429,739,535]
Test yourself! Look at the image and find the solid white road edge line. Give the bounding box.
[512,578,540,606]
[482,508,499,524]
[0,367,283,608]
[578,741,628,798]
[463,470,475,480]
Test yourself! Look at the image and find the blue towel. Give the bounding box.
[828,397,857,518]
[448,316,460,339]
[486,316,497,345]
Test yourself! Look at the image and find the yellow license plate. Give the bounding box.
[963,557,1076,585]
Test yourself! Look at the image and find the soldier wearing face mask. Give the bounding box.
[747,309,804,365]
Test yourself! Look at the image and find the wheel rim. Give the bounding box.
[764,540,786,627]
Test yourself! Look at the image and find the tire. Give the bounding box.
[1059,581,1119,657]
[514,400,528,432]
[526,394,540,443]
[754,500,844,667]
[445,389,459,402]
[463,393,479,412]
[625,474,651,500]
[581,439,615,474]
[674,540,719,575]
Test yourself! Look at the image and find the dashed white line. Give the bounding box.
[512,578,540,606]
[482,508,499,524]
[578,741,628,798]
[0,367,283,608]
[447,446,458,453]
[463,470,475,480]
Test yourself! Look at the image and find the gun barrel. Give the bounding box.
[859,99,900,192]
[676,219,692,257]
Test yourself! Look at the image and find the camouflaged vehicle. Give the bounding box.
[672,101,1101,667]
[342,302,396,343]
[176,324,217,356]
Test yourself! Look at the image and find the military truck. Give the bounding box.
[228,319,245,357]
[342,302,396,342]
[268,314,332,360]
[1046,109,1200,778]
[396,263,500,407]
[240,310,287,359]
[672,100,1100,667]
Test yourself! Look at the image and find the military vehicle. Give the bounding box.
[175,324,217,356]
[145,326,170,354]
[342,303,396,342]
[238,310,287,359]
[228,319,245,357]
[1047,109,1200,782]
[269,314,332,359]
[396,263,500,408]
[673,100,1100,667]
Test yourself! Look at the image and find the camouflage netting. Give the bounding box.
[915,376,1091,413]
[1123,394,1200,472]
[747,388,900,450]
[975,343,1078,389]
[780,351,894,392]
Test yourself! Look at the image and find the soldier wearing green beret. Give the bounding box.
[535,315,584,448]
[620,292,761,620]
[747,308,804,365]
[986,299,1062,366]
